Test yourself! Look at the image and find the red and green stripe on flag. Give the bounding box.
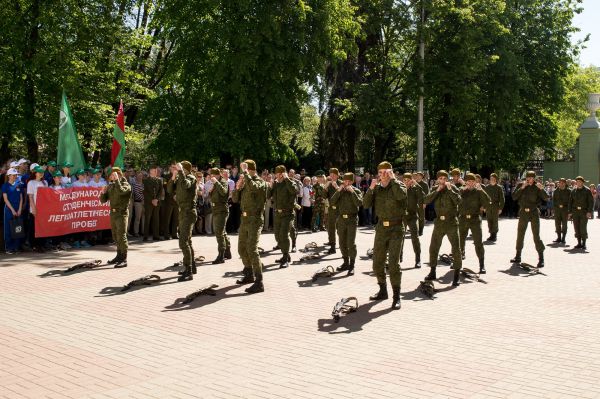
[111,100,126,168]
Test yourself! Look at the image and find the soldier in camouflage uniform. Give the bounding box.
[331,172,363,275]
[552,178,570,244]
[233,160,268,293]
[325,168,343,254]
[100,167,132,267]
[569,176,594,250]
[288,170,303,252]
[269,165,297,268]
[424,170,463,286]
[403,173,424,268]
[510,171,548,267]
[459,173,491,274]
[160,162,179,240]
[451,168,464,189]
[209,168,231,264]
[413,172,429,236]
[363,161,407,310]
[483,173,505,242]
[143,166,163,241]
[168,161,198,281]
[311,171,327,231]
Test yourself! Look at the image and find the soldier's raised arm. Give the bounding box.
[512,181,524,200]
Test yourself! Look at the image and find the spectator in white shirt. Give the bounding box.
[27,166,48,251]
[301,176,313,229]
[72,169,89,188]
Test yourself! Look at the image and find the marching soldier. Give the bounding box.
[233,160,268,293]
[569,176,594,250]
[459,173,491,274]
[331,172,363,276]
[413,171,429,236]
[403,173,424,268]
[100,167,132,268]
[168,161,198,281]
[552,178,570,244]
[363,161,407,310]
[311,171,327,231]
[325,168,343,254]
[483,173,505,242]
[269,165,297,269]
[451,168,464,188]
[209,167,231,264]
[143,166,163,241]
[510,171,548,267]
[424,170,463,286]
[160,162,179,240]
[288,172,303,253]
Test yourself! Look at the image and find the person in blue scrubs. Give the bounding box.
[2,168,24,254]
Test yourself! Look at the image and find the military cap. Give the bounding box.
[111,166,123,175]
[525,171,536,178]
[377,161,393,170]
[342,172,354,181]
[329,167,339,175]
[575,176,585,182]
[244,159,257,171]
[314,170,326,177]
[275,165,287,174]
[416,171,424,177]
[47,161,57,167]
[61,162,74,168]
[559,177,566,183]
[180,161,192,172]
[210,167,221,176]
[437,170,449,178]
[490,173,498,180]
[451,168,460,176]
[465,173,476,181]
[52,171,63,177]
[403,172,413,179]
[32,166,45,174]
[475,174,482,180]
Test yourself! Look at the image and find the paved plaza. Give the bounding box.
[1,217,600,398]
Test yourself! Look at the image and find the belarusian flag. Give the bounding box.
[57,91,86,172]
[111,100,126,168]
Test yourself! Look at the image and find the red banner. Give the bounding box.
[35,187,111,237]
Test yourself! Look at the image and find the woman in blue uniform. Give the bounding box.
[2,168,24,254]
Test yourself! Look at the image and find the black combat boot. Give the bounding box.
[347,258,355,276]
[336,257,350,272]
[537,252,544,268]
[191,259,197,275]
[279,253,290,268]
[391,286,401,310]
[114,253,127,268]
[273,245,280,250]
[415,253,421,269]
[582,239,587,250]
[177,265,193,281]
[553,233,561,243]
[561,233,566,244]
[510,251,521,263]
[108,251,121,265]
[224,246,232,259]
[328,245,336,254]
[479,257,486,274]
[575,238,582,249]
[245,273,264,293]
[486,234,493,241]
[291,238,297,253]
[400,251,403,263]
[452,269,460,286]
[424,266,437,281]
[491,232,497,242]
[369,283,388,300]
[212,250,225,264]
[236,268,255,284]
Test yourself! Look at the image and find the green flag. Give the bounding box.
[57,91,86,171]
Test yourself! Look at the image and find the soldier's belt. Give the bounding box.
[559,205,564,208]
[524,208,530,212]
[276,208,293,213]
[242,211,262,217]
[381,219,403,227]
[211,202,216,207]
[331,205,337,209]
[341,214,357,219]
[438,215,446,221]
[577,206,582,210]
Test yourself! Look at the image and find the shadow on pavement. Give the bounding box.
[498,262,547,277]
[162,284,248,311]
[39,264,114,277]
[297,273,349,287]
[95,276,181,296]
[317,300,393,334]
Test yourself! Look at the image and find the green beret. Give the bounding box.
[275,165,287,174]
[52,171,63,177]
[47,161,57,167]
[465,173,476,181]
[437,170,449,178]
[525,171,536,178]
[314,170,325,177]
[490,173,498,180]
[209,168,221,176]
[451,168,460,176]
[377,161,392,170]
[61,162,74,168]
[342,172,354,181]
[576,176,585,182]
[329,168,339,175]
[403,172,413,179]
[180,161,192,173]
[244,159,256,171]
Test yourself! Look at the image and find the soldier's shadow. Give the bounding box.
[317,301,393,334]
[291,255,329,265]
[162,284,247,311]
[39,265,113,278]
[95,276,181,296]
[564,248,588,254]
[297,273,349,287]
[498,262,546,277]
